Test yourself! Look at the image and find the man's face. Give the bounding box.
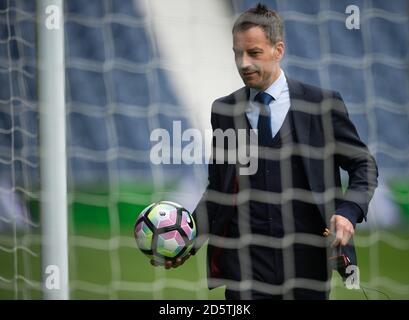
[233,26,284,91]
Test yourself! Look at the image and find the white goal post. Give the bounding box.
[37,0,69,300]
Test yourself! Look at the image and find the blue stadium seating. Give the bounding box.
[0,0,190,188]
[0,0,408,190]
[233,0,409,172]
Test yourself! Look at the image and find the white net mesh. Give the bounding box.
[0,0,409,300]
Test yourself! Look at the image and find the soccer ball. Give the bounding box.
[134,201,197,263]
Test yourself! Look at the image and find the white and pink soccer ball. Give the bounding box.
[134,201,197,263]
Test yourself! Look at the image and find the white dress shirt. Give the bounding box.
[246,69,291,138]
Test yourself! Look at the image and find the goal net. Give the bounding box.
[0,0,408,300]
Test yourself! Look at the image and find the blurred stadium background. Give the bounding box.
[0,0,408,299]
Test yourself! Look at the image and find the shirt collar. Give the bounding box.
[249,69,286,104]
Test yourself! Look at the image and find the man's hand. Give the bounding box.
[150,253,192,270]
[329,214,355,247]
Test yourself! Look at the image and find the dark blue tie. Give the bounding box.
[254,92,274,146]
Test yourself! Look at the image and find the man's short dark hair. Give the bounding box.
[232,3,284,45]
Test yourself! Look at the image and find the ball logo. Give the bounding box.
[159,211,166,217]
[186,212,194,228]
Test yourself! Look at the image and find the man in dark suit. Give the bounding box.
[153,4,378,300]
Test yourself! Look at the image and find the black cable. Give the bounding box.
[360,285,391,300]
[361,286,369,300]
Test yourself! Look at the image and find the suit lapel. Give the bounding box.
[286,76,311,166]
[231,86,250,130]
[286,77,326,221]
[216,87,249,193]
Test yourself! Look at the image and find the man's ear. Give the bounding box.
[273,41,285,60]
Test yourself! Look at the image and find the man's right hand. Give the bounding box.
[150,253,192,270]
